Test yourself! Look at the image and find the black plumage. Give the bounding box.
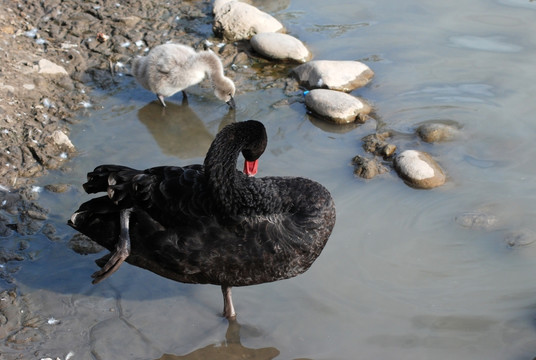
[68,120,336,318]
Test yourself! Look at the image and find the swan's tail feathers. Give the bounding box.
[68,196,120,227]
[83,165,136,194]
[67,196,120,249]
[107,182,132,204]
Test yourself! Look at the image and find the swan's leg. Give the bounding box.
[221,285,236,319]
[91,208,133,284]
[157,94,166,107]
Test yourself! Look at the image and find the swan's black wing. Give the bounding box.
[140,176,336,287]
[81,164,215,227]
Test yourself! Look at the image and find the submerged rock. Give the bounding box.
[250,33,311,63]
[352,155,388,179]
[454,211,499,231]
[504,229,536,247]
[44,183,71,193]
[68,233,105,255]
[417,121,461,143]
[305,89,371,124]
[394,150,446,189]
[292,60,374,91]
[362,132,396,158]
[213,1,284,41]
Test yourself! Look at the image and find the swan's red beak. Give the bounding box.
[243,160,258,177]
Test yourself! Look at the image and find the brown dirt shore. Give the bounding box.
[0,0,233,190]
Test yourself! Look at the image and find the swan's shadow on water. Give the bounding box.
[156,319,284,360]
[137,100,236,159]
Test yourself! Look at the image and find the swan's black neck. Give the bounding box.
[203,121,267,215]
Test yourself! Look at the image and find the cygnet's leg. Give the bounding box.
[181,91,189,106]
[221,285,236,319]
[91,208,133,284]
[157,94,166,107]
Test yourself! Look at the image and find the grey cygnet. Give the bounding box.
[132,43,236,108]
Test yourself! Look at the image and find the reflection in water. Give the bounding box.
[137,101,215,159]
[156,320,282,360]
[310,22,370,37]
[307,113,362,134]
[250,0,290,13]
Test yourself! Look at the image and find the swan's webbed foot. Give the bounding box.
[221,285,236,319]
[157,94,166,107]
[91,208,133,284]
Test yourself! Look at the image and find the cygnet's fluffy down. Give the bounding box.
[132,43,235,108]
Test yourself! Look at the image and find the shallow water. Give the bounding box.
[8,0,536,359]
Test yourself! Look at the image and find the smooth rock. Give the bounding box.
[417,121,461,143]
[250,33,311,63]
[305,89,371,124]
[213,1,284,41]
[394,150,446,189]
[37,59,69,76]
[292,60,374,91]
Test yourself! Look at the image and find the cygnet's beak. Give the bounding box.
[226,96,236,109]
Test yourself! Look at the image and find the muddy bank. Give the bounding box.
[1,0,209,189]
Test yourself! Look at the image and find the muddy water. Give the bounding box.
[11,0,536,359]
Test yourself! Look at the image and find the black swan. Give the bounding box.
[68,120,336,318]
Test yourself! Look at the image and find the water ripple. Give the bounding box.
[449,35,522,53]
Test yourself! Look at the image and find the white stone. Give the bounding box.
[250,33,311,63]
[305,89,371,124]
[213,0,241,12]
[213,1,284,41]
[51,130,75,149]
[394,150,446,189]
[0,83,15,93]
[292,60,374,92]
[396,150,435,179]
[38,59,69,76]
